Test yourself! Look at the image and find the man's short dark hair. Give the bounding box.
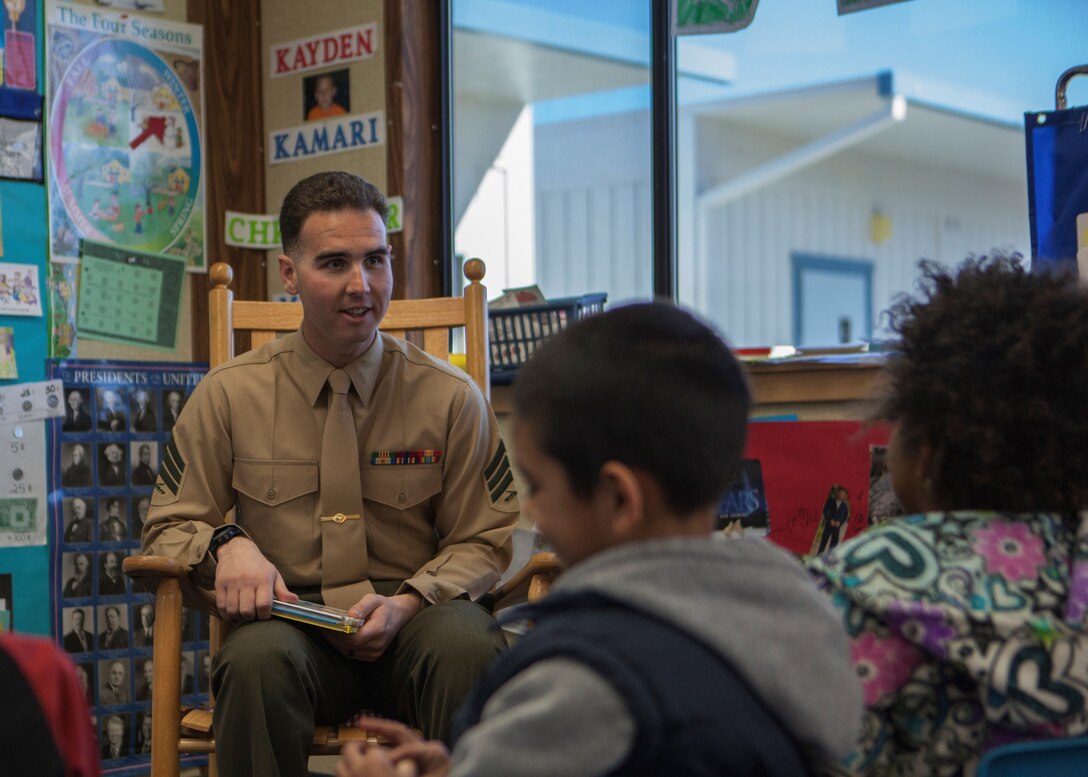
[513,302,751,515]
[280,171,389,256]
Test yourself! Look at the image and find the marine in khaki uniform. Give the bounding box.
[141,172,519,777]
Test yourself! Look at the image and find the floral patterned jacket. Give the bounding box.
[808,511,1088,776]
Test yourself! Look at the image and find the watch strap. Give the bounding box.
[208,524,244,560]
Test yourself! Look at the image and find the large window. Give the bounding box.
[451,1,1088,347]
[450,0,655,304]
[675,0,1088,347]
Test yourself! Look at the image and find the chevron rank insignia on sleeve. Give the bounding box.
[151,436,185,505]
[483,439,517,506]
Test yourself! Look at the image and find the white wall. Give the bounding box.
[690,118,1027,345]
[454,106,536,294]
[533,111,653,303]
[533,109,1027,346]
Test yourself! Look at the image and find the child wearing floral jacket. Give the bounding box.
[809,255,1088,776]
[810,510,1088,775]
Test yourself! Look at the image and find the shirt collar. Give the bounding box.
[294,329,385,407]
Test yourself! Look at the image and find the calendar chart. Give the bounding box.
[75,241,185,351]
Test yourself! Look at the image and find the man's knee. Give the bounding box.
[401,600,506,670]
[213,620,313,693]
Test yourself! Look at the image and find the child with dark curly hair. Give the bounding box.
[808,253,1088,776]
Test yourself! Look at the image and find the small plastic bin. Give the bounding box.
[488,293,607,384]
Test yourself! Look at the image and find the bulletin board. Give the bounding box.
[0,185,50,635]
[0,0,54,640]
[744,420,892,557]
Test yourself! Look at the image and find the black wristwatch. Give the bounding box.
[208,524,245,560]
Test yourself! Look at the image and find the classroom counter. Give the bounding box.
[490,355,889,421]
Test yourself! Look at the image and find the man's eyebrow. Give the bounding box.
[312,249,349,262]
[311,247,391,262]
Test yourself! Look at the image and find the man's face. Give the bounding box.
[75,554,89,575]
[68,391,83,411]
[108,500,121,518]
[278,208,392,367]
[136,392,148,410]
[143,660,154,685]
[105,445,122,464]
[72,499,86,519]
[109,661,125,686]
[141,605,153,627]
[137,498,150,523]
[72,610,84,630]
[107,719,124,746]
[106,607,119,629]
[72,445,85,464]
[104,391,121,411]
[139,446,150,465]
[168,392,181,412]
[105,554,119,576]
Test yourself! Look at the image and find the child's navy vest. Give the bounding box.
[455,591,811,777]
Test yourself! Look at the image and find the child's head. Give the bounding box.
[881,253,1088,513]
[313,74,338,109]
[512,302,751,563]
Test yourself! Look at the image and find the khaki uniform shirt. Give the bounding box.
[142,331,519,609]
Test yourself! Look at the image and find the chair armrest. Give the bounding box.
[123,554,185,578]
[123,555,219,618]
[490,552,562,611]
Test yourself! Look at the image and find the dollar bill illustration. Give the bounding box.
[0,498,37,532]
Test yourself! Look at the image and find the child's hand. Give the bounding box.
[335,717,451,777]
[335,742,418,777]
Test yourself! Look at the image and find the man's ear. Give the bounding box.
[597,461,645,539]
[278,254,297,295]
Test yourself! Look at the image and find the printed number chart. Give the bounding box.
[0,379,64,548]
[76,241,186,351]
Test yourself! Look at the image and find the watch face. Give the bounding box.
[210,526,241,556]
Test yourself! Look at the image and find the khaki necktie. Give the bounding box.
[319,369,372,609]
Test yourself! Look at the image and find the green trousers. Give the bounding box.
[210,598,506,777]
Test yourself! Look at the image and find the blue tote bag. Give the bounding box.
[1025,65,1088,275]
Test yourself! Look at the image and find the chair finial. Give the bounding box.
[210,262,234,289]
[463,258,486,283]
